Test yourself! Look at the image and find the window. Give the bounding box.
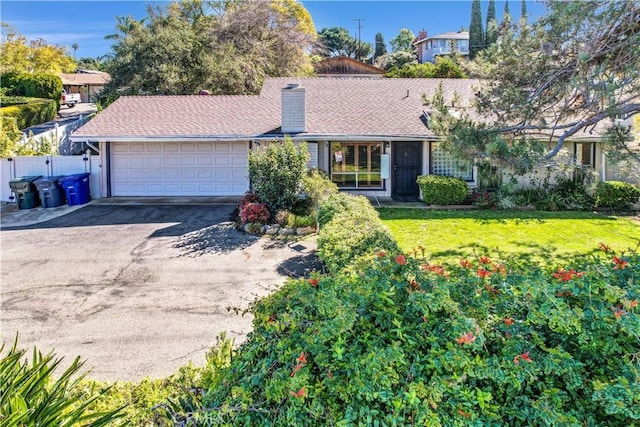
[430,143,473,181]
[575,142,595,167]
[331,142,383,189]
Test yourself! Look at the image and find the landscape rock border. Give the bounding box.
[242,222,316,236]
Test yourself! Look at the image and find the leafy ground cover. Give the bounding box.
[379,209,640,265]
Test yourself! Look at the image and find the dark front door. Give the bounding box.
[392,141,423,199]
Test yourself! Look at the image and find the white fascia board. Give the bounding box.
[256,134,440,142]
[69,135,256,143]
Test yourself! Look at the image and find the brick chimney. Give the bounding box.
[281,83,306,133]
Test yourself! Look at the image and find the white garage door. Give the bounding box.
[111,141,249,196]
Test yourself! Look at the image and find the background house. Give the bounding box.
[414,31,470,64]
[313,56,386,78]
[59,70,111,103]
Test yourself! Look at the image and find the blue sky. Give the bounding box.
[1,1,545,59]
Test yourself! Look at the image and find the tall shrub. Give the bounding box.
[0,98,58,130]
[248,137,309,211]
[23,73,63,101]
[594,181,640,209]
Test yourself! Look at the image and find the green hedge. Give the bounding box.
[317,192,376,228]
[417,175,469,205]
[317,209,399,272]
[594,181,640,210]
[0,98,57,130]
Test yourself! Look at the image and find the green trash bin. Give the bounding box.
[9,176,42,210]
[34,176,65,208]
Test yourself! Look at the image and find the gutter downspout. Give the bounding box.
[105,142,112,198]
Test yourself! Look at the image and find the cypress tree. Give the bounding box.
[520,0,528,22]
[374,32,387,60]
[469,0,484,59]
[503,0,511,26]
[485,0,497,48]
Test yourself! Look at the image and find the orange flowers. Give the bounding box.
[290,351,308,377]
[422,263,448,277]
[514,351,533,364]
[307,278,319,287]
[613,306,626,319]
[503,318,514,326]
[598,242,612,253]
[456,332,476,345]
[631,299,638,309]
[290,388,307,398]
[395,254,407,265]
[552,267,583,282]
[479,256,492,265]
[477,268,491,279]
[612,256,629,270]
[459,259,473,269]
[377,251,387,258]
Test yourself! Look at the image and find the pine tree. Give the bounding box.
[374,32,387,60]
[520,0,528,22]
[485,0,497,48]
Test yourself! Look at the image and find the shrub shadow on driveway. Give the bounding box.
[173,221,259,256]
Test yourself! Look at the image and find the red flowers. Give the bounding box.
[395,254,407,265]
[477,268,491,279]
[408,279,420,291]
[377,251,387,258]
[479,256,492,265]
[307,278,319,287]
[631,299,638,309]
[459,259,473,269]
[291,351,308,377]
[612,256,629,270]
[613,306,626,319]
[598,242,612,253]
[503,318,514,326]
[290,388,307,398]
[456,332,476,345]
[422,263,448,277]
[552,268,583,282]
[514,351,533,364]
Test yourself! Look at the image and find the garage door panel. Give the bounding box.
[111,142,248,196]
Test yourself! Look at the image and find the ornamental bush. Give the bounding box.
[317,192,376,228]
[239,202,271,225]
[317,209,399,272]
[0,98,58,130]
[594,180,640,210]
[417,175,469,205]
[22,73,63,101]
[180,244,639,426]
[248,137,309,212]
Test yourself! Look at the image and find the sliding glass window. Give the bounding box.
[330,142,383,189]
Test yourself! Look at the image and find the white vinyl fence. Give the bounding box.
[22,114,95,155]
[0,155,101,203]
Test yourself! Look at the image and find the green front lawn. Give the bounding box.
[378,209,640,265]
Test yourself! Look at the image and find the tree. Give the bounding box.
[469,0,484,59]
[389,28,415,53]
[376,51,417,71]
[520,0,528,22]
[374,32,387,60]
[503,0,511,25]
[317,27,356,57]
[71,43,78,60]
[485,0,497,48]
[102,0,316,97]
[385,56,466,78]
[1,23,75,74]
[431,0,640,168]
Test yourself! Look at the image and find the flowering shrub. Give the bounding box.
[239,202,270,225]
[469,188,495,208]
[239,191,260,208]
[168,242,640,425]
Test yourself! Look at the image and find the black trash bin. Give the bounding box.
[9,176,42,210]
[59,173,91,206]
[34,176,66,208]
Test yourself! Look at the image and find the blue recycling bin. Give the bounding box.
[34,176,65,208]
[59,173,91,206]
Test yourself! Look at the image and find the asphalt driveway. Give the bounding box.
[0,204,319,382]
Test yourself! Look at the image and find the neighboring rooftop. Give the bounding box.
[414,31,469,45]
[60,72,111,86]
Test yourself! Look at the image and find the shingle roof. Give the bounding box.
[72,77,480,141]
[60,72,111,86]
